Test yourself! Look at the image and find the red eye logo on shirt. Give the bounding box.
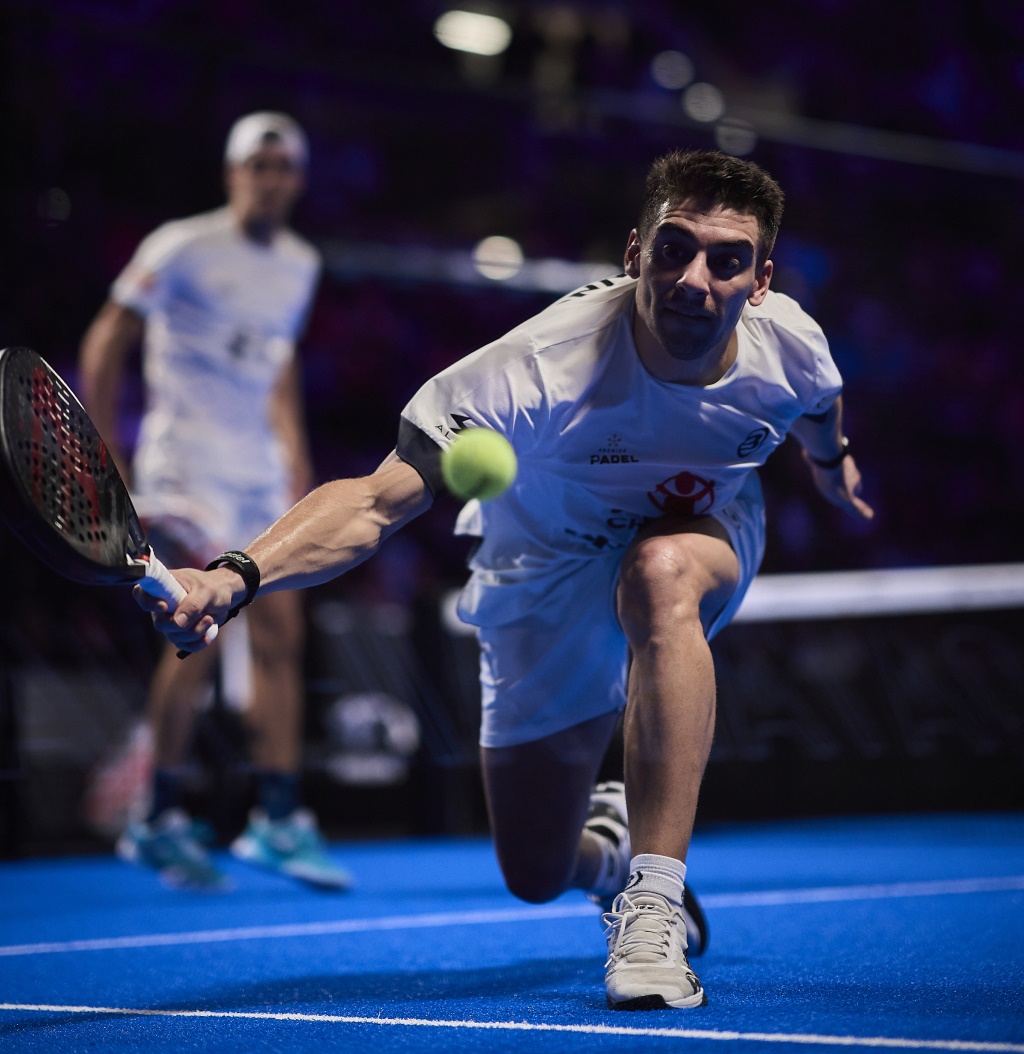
[648,471,716,515]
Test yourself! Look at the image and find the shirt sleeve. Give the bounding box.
[767,296,844,417]
[110,222,188,318]
[397,328,546,496]
[803,327,843,416]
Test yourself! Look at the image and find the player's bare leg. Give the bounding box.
[245,588,304,773]
[603,515,738,1009]
[148,637,220,767]
[231,587,352,889]
[115,639,228,889]
[617,516,738,863]
[481,710,619,903]
[92,637,214,845]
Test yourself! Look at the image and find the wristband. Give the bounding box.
[808,436,850,470]
[205,550,261,622]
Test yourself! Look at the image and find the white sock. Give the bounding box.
[625,853,686,904]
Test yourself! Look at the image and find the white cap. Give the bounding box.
[224,111,308,168]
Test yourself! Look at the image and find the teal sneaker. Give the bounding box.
[230,808,354,890]
[116,809,231,891]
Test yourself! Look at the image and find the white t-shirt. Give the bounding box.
[400,274,842,626]
[112,206,320,491]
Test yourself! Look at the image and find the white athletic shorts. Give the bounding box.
[472,471,766,749]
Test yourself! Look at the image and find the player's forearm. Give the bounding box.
[242,457,432,597]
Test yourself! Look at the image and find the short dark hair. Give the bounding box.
[638,150,785,265]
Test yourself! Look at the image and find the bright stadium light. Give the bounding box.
[434,10,513,56]
[472,235,524,280]
[682,82,726,123]
[650,50,694,91]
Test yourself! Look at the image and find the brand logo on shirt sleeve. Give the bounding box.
[737,427,769,458]
[434,412,473,441]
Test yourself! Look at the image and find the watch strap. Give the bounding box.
[204,550,261,622]
[809,436,850,470]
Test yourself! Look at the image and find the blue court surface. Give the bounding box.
[1,813,1022,1053]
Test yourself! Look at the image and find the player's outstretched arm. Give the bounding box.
[135,451,433,651]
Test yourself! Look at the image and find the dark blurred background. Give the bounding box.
[1,0,1022,855]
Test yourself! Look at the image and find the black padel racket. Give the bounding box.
[0,345,217,642]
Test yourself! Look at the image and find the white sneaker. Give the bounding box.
[603,891,707,1010]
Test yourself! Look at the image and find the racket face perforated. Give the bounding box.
[0,346,146,584]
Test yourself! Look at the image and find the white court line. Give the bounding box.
[0,904,595,957]
[699,875,1024,909]
[1,875,1022,958]
[1,1003,1022,1052]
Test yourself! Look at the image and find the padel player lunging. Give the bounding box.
[137,150,873,1008]
[80,112,351,891]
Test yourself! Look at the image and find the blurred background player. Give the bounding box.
[78,111,351,891]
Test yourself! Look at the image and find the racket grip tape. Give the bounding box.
[138,551,219,649]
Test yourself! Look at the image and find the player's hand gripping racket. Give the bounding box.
[0,346,217,646]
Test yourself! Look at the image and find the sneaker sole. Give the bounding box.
[607,991,708,1011]
[231,837,353,891]
[118,838,231,891]
[279,863,354,891]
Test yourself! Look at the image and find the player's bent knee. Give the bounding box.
[490,826,577,904]
[499,859,570,904]
[619,535,705,626]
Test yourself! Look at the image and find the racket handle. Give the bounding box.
[139,552,219,646]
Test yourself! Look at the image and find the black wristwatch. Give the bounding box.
[205,550,261,622]
[808,436,850,470]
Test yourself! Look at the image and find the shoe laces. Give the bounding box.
[603,892,680,965]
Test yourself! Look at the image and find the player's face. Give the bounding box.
[625,198,772,383]
[226,144,305,233]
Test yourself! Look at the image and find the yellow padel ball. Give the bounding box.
[441,428,518,501]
